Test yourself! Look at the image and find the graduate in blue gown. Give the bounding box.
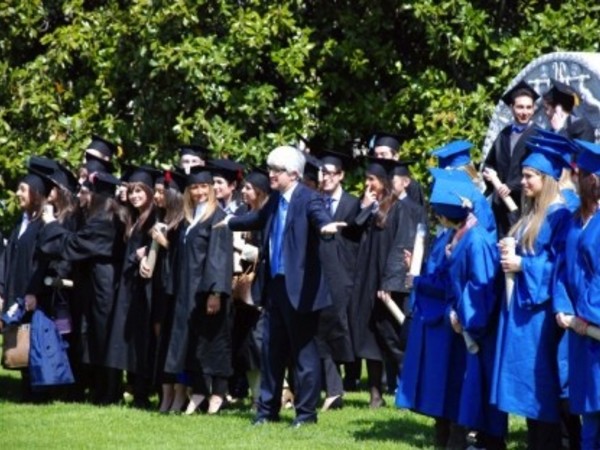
[555,139,600,449]
[397,171,506,448]
[492,145,571,450]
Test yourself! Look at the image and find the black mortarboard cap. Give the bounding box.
[162,169,187,192]
[208,158,245,183]
[364,156,407,179]
[543,79,580,110]
[179,144,210,159]
[22,168,55,197]
[245,168,271,194]
[501,80,539,106]
[86,135,119,159]
[85,152,114,174]
[186,165,214,186]
[52,161,79,193]
[120,164,155,189]
[303,153,322,183]
[318,150,353,171]
[89,172,120,196]
[372,132,402,153]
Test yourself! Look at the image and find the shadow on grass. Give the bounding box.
[350,415,432,448]
[0,371,22,402]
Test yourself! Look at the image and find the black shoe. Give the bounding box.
[369,396,386,409]
[251,417,279,426]
[290,418,317,429]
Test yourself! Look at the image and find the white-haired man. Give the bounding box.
[225,146,344,427]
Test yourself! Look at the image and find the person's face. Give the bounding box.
[392,174,410,196]
[241,182,258,205]
[374,146,397,160]
[77,186,91,209]
[47,186,59,205]
[180,155,204,174]
[543,100,556,121]
[78,167,89,185]
[321,164,343,194]
[365,174,384,196]
[521,167,544,198]
[213,177,235,202]
[268,164,294,192]
[511,95,534,125]
[153,183,166,208]
[128,184,150,210]
[189,183,210,204]
[16,182,32,210]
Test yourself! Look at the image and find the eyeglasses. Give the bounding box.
[321,169,341,177]
[267,165,286,174]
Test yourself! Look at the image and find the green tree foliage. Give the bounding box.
[0,0,599,230]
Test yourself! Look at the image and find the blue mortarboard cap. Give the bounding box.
[574,140,600,175]
[430,175,474,220]
[432,140,473,168]
[429,167,474,185]
[527,136,577,165]
[522,145,570,180]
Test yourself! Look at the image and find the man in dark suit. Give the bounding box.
[483,80,539,238]
[225,146,344,427]
[315,151,361,411]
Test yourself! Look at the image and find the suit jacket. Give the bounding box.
[229,183,333,313]
[484,124,538,207]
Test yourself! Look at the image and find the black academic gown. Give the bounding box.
[104,212,156,375]
[0,217,44,314]
[560,114,595,142]
[484,124,538,238]
[316,190,360,363]
[164,207,233,378]
[350,199,417,363]
[38,214,125,366]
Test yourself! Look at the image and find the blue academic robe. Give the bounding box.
[448,224,507,437]
[396,228,465,422]
[491,203,570,423]
[554,212,600,414]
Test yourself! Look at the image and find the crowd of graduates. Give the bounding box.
[1,77,599,450]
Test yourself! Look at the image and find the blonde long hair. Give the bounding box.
[509,170,562,253]
[183,183,218,224]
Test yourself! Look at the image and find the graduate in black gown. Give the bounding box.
[315,151,360,411]
[39,172,127,404]
[164,166,233,415]
[105,166,158,408]
[0,164,54,401]
[349,158,418,408]
[141,169,186,413]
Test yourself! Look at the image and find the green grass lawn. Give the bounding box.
[0,363,527,449]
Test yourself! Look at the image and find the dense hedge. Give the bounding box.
[1,0,598,232]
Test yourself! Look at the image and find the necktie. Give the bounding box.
[270,196,288,277]
[511,124,526,134]
[324,196,334,215]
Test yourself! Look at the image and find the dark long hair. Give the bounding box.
[372,175,396,228]
[577,170,600,221]
[126,182,156,238]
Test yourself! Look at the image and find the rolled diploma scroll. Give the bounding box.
[486,169,518,212]
[381,292,405,325]
[409,223,427,277]
[450,310,480,354]
[563,315,600,342]
[44,277,74,288]
[145,223,167,277]
[502,237,516,309]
